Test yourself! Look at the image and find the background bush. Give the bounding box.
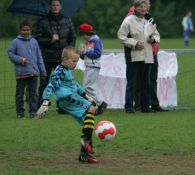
[1,0,195,38]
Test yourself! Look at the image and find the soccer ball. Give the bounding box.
[95,120,116,141]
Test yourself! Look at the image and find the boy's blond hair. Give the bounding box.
[61,46,79,62]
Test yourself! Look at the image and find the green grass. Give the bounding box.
[0,109,195,175]
[1,38,195,174]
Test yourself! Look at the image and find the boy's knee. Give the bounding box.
[87,105,96,114]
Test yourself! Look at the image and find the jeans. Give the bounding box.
[16,76,38,116]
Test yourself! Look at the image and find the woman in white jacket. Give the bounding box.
[117,0,158,113]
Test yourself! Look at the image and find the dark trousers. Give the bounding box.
[38,62,58,107]
[16,76,38,116]
[150,56,160,108]
[125,61,152,111]
[134,71,141,110]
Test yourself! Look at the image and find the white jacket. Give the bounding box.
[117,14,160,63]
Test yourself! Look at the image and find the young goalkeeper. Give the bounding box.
[37,46,98,163]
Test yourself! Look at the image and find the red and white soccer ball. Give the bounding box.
[95,120,116,141]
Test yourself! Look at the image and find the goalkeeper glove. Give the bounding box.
[37,100,49,118]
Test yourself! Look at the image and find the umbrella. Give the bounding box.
[7,0,85,19]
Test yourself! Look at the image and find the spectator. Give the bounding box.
[35,0,76,109]
[124,0,163,112]
[118,0,159,113]
[37,46,98,163]
[79,23,107,115]
[182,10,194,46]
[8,20,46,118]
[125,0,163,112]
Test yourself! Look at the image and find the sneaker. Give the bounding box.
[135,106,141,112]
[30,112,38,119]
[56,108,68,114]
[151,106,169,112]
[141,108,156,113]
[17,114,25,119]
[125,108,135,113]
[78,152,98,164]
[96,101,108,115]
[81,138,95,154]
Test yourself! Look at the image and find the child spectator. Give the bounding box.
[79,23,107,115]
[8,20,46,118]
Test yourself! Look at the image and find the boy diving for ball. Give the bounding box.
[37,46,98,163]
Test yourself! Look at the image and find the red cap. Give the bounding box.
[79,23,94,34]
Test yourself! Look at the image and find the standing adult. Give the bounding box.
[123,0,162,112]
[182,10,194,46]
[35,0,76,108]
[142,0,163,111]
[118,0,159,113]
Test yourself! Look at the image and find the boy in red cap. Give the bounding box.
[79,23,107,115]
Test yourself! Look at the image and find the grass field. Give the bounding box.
[0,38,195,175]
[1,109,195,175]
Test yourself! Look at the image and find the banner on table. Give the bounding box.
[157,51,178,107]
[76,51,178,109]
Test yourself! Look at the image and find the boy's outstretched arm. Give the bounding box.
[37,100,49,118]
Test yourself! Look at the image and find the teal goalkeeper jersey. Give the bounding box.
[43,64,85,101]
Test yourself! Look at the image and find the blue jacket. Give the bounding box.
[35,12,76,63]
[80,35,103,69]
[8,35,46,77]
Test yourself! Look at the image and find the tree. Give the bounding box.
[0,0,21,37]
[73,0,130,37]
[1,0,195,38]
[73,0,195,38]
[152,0,179,38]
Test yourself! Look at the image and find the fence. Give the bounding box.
[0,45,195,110]
[103,49,195,110]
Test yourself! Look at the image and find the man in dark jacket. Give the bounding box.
[35,0,76,108]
